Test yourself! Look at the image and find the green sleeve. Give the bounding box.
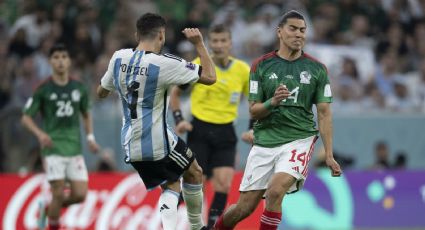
[80,85,90,114]
[313,65,333,104]
[248,65,263,102]
[23,88,42,116]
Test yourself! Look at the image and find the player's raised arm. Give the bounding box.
[182,28,216,85]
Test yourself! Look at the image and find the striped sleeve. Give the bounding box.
[100,52,117,91]
[159,55,200,85]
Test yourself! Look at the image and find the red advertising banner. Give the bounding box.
[0,172,263,230]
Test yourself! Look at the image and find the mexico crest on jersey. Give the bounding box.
[71,90,81,102]
[300,71,311,84]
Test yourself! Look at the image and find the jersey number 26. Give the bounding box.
[56,100,74,117]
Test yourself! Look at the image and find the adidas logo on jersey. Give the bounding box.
[269,73,278,79]
[160,204,170,212]
[49,93,57,100]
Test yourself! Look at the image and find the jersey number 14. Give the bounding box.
[281,86,299,104]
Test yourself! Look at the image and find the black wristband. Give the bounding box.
[173,110,184,125]
[248,119,255,130]
[178,84,190,90]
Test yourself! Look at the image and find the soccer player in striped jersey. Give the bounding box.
[97,13,216,230]
[169,24,251,229]
[21,44,100,230]
[214,10,342,230]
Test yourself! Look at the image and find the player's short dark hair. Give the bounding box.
[136,13,166,40]
[376,141,388,149]
[49,43,69,57]
[208,24,232,38]
[278,10,305,27]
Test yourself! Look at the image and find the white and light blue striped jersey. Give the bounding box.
[100,49,200,162]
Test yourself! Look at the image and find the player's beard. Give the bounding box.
[292,39,304,51]
[291,46,302,52]
[287,42,303,53]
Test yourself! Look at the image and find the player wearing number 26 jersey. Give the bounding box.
[23,78,90,156]
[21,44,99,230]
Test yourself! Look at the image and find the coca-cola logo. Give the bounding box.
[3,174,46,230]
[2,174,205,230]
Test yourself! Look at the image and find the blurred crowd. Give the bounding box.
[1,0,424,172]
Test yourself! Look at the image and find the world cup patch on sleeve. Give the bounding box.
[24,97,33,109]
[324,84,332,97]
[250,80,258,94]
[185,62,196,70]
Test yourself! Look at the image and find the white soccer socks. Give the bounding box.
[182,183,204,230]
[159,189,180,230]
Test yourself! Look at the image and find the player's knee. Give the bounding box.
[73,192,87,203]
[214,177,232,193]
[70,185,88,203]
[213,168,234,192]
[185,162,203,183]
[195,163,203,178]
[266,187,285,203]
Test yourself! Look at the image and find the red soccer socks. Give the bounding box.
[259,210,281,230]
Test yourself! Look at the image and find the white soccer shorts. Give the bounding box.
[44,155,88,181]
[240,135,318,193]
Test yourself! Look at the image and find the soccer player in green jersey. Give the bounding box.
[21,44,99,230]
[214,11,342,230]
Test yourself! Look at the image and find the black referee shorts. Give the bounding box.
[187,117,237,178]
[130,137,195,190]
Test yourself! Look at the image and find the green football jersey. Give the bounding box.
[23,78,90,156]
[249,51,332,147]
